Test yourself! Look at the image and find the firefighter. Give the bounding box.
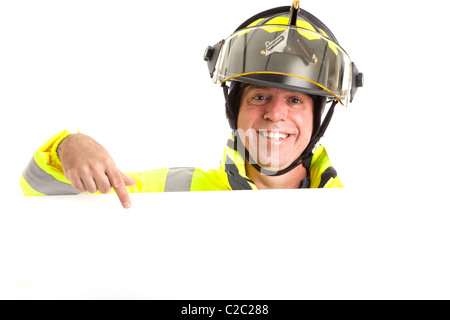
[21,1,363,208]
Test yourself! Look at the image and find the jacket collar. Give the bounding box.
[219,134,336,189]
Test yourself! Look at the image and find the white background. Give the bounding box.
[1,0,450,299]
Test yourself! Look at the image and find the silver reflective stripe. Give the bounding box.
[164,167,195,192]
[22,157,79,195]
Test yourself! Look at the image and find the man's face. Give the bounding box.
[237,85,314,171]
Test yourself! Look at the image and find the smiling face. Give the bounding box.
[236,85,314,171]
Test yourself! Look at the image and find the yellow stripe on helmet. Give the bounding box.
[242,15,337,55]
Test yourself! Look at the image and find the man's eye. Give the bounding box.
[250,95,269,104]
[253,95,266,101]
[291,98,301,104]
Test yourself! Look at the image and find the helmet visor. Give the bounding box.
[214,25,353,106]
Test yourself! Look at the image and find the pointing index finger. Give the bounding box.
[106,168,132,209]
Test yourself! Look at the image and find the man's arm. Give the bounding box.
[21,131,135,209]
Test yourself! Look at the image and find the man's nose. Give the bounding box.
[263,97,288,122]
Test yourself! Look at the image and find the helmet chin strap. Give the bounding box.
[233,99,338,177]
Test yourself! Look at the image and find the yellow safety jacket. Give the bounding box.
[20,130,343,196]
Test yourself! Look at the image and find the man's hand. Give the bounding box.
[57,133,136,209]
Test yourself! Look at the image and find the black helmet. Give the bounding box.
[204,1,363,175]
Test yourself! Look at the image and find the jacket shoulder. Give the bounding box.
[309,145,343,188]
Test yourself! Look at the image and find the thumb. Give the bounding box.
[121,172,136,186]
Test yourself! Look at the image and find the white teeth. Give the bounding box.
[260,131,289,140]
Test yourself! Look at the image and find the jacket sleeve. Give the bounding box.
[20,130,79,196]
[20,130,171,196]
